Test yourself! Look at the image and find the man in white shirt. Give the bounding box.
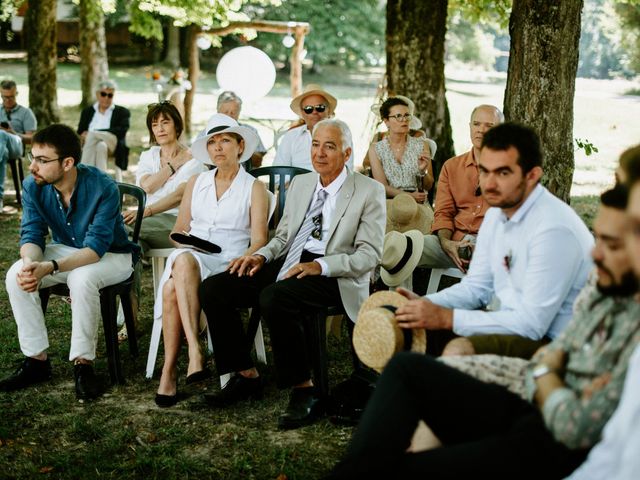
[274,84,353,171]
[395,123,594,358]
[77,80,130,172]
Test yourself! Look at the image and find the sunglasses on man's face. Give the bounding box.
[302,104,327,115]
[100,91,114,98]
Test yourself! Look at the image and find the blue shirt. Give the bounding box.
[427,185,594,340]
[20,164,139,262]
[0,104,37,134]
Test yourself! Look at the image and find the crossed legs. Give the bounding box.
[157,252,205,396]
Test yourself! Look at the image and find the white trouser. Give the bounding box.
[81,131,117,171]
[5,244,133,361]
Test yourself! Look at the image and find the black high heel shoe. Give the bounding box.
[155,392,178,408]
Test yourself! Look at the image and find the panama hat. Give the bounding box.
[380,230,425,287]
[353,291,427,372]
[371,94,423,131]
[386,193,433,234]
[290,84,338,117]
[191,113,259,165]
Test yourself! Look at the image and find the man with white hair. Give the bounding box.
[77,80,130,172]
[200,118,385,429]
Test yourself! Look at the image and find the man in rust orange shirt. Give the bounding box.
[423,105,503,271]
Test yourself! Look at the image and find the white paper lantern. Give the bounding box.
[216,46,276,102]
[282,34,295,48]
[196,35,212,50]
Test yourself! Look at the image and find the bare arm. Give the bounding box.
[243,181,269,256]
[139,165,174,194]
[18,243,100,293]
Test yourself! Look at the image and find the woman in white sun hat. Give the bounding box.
[153,113,270,407]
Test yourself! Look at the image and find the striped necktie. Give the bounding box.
[276,189,328,281]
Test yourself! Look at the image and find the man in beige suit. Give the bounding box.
[200,118,386,429]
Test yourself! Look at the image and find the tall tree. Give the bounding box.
[79,0,110,108]
[504,0,583,203]
[25,0,59,126]
[164,22,180,68]
[386,0,454,174]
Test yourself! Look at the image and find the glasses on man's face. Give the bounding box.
[302,104,327,115]
[100,91,114,98]
[28,152,60,166]
[311,214,323,240]
[388,113,412,122]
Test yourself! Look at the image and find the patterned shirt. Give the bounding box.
[441,280,640,450]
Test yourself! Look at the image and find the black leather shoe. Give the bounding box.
[204,374,263,407]
[155,393,178,408]
[278,387,324,430]
[74,363,101,400]
[0,357,52,392]
[186,367,212,385]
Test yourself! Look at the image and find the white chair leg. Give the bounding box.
[145,319,163,379]
[220,373,231,387]
[426,269,444,294]
[254,321,267,364]
[151,256,166,297]
[115,166,123,183]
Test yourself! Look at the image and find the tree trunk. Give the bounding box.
[386,0,454,178]
[165,23,180,68]
[25,0,59,126]
[504,0,583,203]
[79,0,109,109]
[183,25,200,136]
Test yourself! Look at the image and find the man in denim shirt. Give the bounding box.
[0,124,139,400]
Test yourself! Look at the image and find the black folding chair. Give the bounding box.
[39,183,146,385]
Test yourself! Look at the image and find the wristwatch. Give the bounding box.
[532,364,553,379]
[51,259,60,275]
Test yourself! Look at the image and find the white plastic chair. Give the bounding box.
[144,191,276,383]
[426,267,465,295]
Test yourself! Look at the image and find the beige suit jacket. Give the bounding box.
[256,169,386,321]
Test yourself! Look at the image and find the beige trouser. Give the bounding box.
[81,131,117,171]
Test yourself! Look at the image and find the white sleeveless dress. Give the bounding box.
[153,167,255,321]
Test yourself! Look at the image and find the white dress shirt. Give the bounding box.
[566,345,640,480]
[135,146,206,215]
[427,184,594,340]
[273,125,314,170]
[88,102,114,131]
[304,167,348,275]
[274,124,355,171]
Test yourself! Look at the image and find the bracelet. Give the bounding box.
[51,259,59,275]
[167,162,176,175]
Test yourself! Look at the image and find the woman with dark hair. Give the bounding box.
[368,96,435,205]
[122,101,204,253]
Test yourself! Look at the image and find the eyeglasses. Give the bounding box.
[388,113,412,122]
[302,104,327,114]
[100,91,114,98]
[28,152,60,165]
[311,214,323,240]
